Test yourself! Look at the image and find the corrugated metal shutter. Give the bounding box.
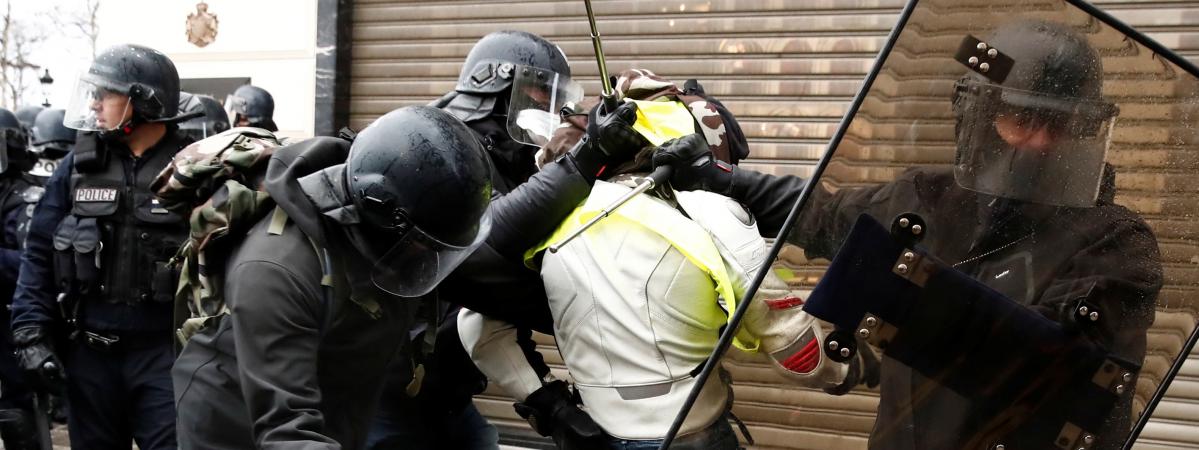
[348,0,1199,448]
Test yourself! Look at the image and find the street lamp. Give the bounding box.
[38,69,54,107]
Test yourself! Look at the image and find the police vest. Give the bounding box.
[57,133,190,304]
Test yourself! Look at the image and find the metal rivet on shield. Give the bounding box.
[858,328,871,339]
[896,264,910,274]
[899,218,910,228]
[987,48,998,58]
[994,444,1005,450]
[1116,384,1126,395]
[968,56,979,67]
[977,42,988,51]
[840,348,851,358]
[903,252,915,262]
[911,225,923,235]
[1089,311,1100,321]
[979,62,991,73]
[1084,435,1095,445]
[828,341,840,351]
[866,317,879,327]
[1123,372,1134,383]
[1078,306,1089,316]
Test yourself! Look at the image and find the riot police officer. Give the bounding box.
[367,30,587,449]
[177,92,230,142]
[652,19,1162,450]
[224,84,277,131]
[10,44,196,450]
[13,106,43,139]
[0,107,43,450]
[28,108,75,181]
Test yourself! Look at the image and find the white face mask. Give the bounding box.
[514,108,559,147]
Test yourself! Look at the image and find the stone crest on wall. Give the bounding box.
[186,2,219,48]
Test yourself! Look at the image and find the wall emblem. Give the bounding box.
[186,2,219,48]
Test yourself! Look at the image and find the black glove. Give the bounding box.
[651,133,735,195]
[514,380,608,450]
[569,101,647,180]
[12,327,66,394]
[824,341,882,396]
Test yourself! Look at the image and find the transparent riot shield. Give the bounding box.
[663,1,1199,449]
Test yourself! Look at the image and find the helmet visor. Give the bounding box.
[351,209,492,298]
[506,65,584,147]
[953,79,1118,207]
[63,74,131,132]
[224,94,248,122]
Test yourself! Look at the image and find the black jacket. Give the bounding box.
[731,166,1162,450]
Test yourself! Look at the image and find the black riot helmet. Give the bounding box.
[31,108,75,159]
[29,108,73,177]
[447,30,582,147]
[456,30,571,95]
[0,108,33,173]
[224,85,276,131]
[63,44,184,135]
[343,106,493,297]
[951,20,1118,208]
[15,106,43,131]
[178,92,231,141]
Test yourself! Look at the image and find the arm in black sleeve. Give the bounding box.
[726,166,896,260]
[0,201,26,283]
[12,154,73,330]
[441,153,597,333]
[726,168,807,237]
[1035,216,1162,360]
[482,154,593,262]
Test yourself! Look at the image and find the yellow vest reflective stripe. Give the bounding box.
[526,183,760,352]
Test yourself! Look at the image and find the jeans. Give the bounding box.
[607,417,740,450]
[365,400,499,450]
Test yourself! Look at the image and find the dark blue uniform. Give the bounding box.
[0,179,41,450]
[12,130,190,450]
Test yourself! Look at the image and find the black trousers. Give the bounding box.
[64,333,176,450]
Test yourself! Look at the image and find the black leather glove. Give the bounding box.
[514,380,608,450]
[569,101,647,181]
[824,341,882,396]
[12,327,66,395]
[651,133,735,195]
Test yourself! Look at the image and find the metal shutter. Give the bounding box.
[348,1,1199,448]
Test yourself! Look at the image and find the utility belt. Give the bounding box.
[51,215,182,308]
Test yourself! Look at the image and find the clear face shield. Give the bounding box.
[63,74,132,132]
[506,65,584,147]
[952,79,1119,208]
[345,210,493,298]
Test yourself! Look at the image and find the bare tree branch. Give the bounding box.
[0,1,48,108]
[46,0,100,58]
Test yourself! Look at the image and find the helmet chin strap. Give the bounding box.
[98,116,142,142]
